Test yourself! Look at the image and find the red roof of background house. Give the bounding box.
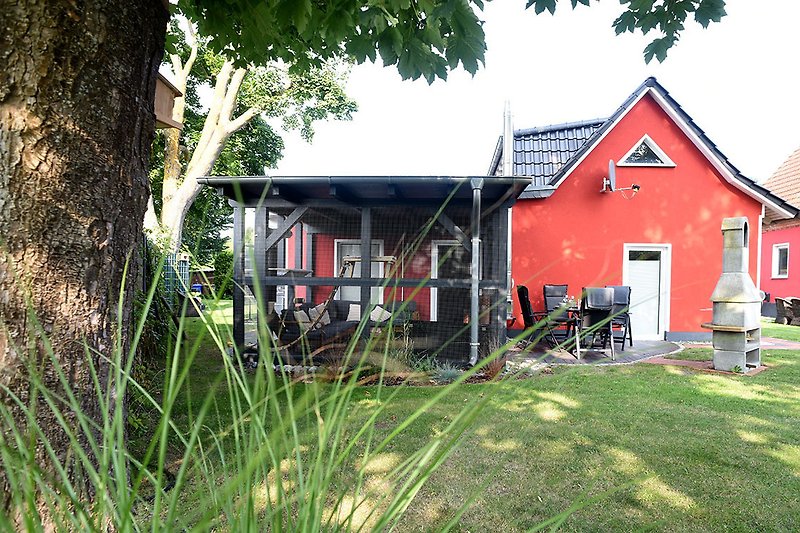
[763,146,800,223]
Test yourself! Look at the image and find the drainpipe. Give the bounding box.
[469,177,484,366]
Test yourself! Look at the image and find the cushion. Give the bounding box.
[308,303,331,329]
[346,303,361,322]
[369,305,392,323]
[294,310,312,332]
[331,300,354,320]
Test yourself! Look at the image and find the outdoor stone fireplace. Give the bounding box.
[702,217,762,372]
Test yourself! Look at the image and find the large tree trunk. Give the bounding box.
[0,0,168,523]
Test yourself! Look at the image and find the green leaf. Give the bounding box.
[637,13,658,34]
[629,0,654,12]
[527,0,557,15]
[612,12,637,34]
[695,0,727,27]
[377,27,402,66]
[643,36,674,63]
[277,0,312,34]
[345,35,377,64]
[445,0,486,74]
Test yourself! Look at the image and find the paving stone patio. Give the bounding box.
[509,338,680,366]
[509,335,800,370]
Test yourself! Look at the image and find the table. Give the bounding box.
[533,306,582,358]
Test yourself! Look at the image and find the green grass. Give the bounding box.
[664,347,713,361]
[761,317,800,342]
[151,302,800,531]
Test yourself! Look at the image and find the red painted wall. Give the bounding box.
[761,224,800,298]
[311,234,433,320]
[511,93,763,334]
[312,234,335,305]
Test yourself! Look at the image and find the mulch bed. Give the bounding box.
[645,356,769,376]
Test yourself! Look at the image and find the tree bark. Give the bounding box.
[0,0,168,523]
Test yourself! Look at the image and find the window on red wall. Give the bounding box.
[772,243,789,279]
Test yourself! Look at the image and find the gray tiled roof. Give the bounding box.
[490,119,605,186]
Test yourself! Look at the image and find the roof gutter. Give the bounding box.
[519,185,557,199]
[197,175,531,187]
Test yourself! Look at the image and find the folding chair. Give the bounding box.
[542,284,578,346]
[517,285,555,347]
[606,285,633,351]
[580,287,615,360]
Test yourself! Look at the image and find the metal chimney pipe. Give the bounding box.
[503,100,513,176]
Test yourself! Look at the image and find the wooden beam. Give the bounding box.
[263,207,309,252]
[244,276,506,289]
[435,211,471,253]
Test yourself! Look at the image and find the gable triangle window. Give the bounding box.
[618,134,676,167]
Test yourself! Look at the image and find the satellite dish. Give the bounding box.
[601,159,617,192]
[608,159,616,192]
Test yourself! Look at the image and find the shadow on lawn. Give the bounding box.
[397,355,800,531]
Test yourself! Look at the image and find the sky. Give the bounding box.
[272,0,800,183]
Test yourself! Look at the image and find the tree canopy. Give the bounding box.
[176,0,727,82]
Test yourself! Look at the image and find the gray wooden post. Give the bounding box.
[294,222,303,302]
[360,207,372,314]
[254,205,268,306]
[232,204,245,349]
[305,227,314,303]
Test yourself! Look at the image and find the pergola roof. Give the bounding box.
[199,175,532,208]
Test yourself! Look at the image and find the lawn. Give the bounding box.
[144,303,800,531]
[761,317,800,342]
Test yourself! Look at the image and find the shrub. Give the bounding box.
[213,249,234,298]
[432,361,463,384]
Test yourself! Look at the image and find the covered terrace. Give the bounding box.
[200,175,530,365]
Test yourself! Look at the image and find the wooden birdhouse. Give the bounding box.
[155,72,183,130]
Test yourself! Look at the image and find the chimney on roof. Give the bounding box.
[503,100,513,177]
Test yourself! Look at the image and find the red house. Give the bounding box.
[490,78,796,341]
[760,147,800,307]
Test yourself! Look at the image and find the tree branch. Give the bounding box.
[225,107,259,135]
[188,61,232,174]
[219,67,248,128]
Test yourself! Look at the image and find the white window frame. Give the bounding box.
[772,243,789,279]
[333,239,385,303]
[617,134,676,167]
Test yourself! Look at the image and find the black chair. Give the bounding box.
[543,284,569,315]
[517,285,536,330]
[517,285,561,349]
[606,285,633,351]
[580,287,615,360]
[542,284,578,343]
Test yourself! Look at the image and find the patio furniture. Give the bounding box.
[775,297,790,325]
[788,297,800,326]
[607,285,633,351]
[517,285,554,346]
[542,284,579,343]
[580,287,616,360]
[518,284,579,355]
[543,284,569,316]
